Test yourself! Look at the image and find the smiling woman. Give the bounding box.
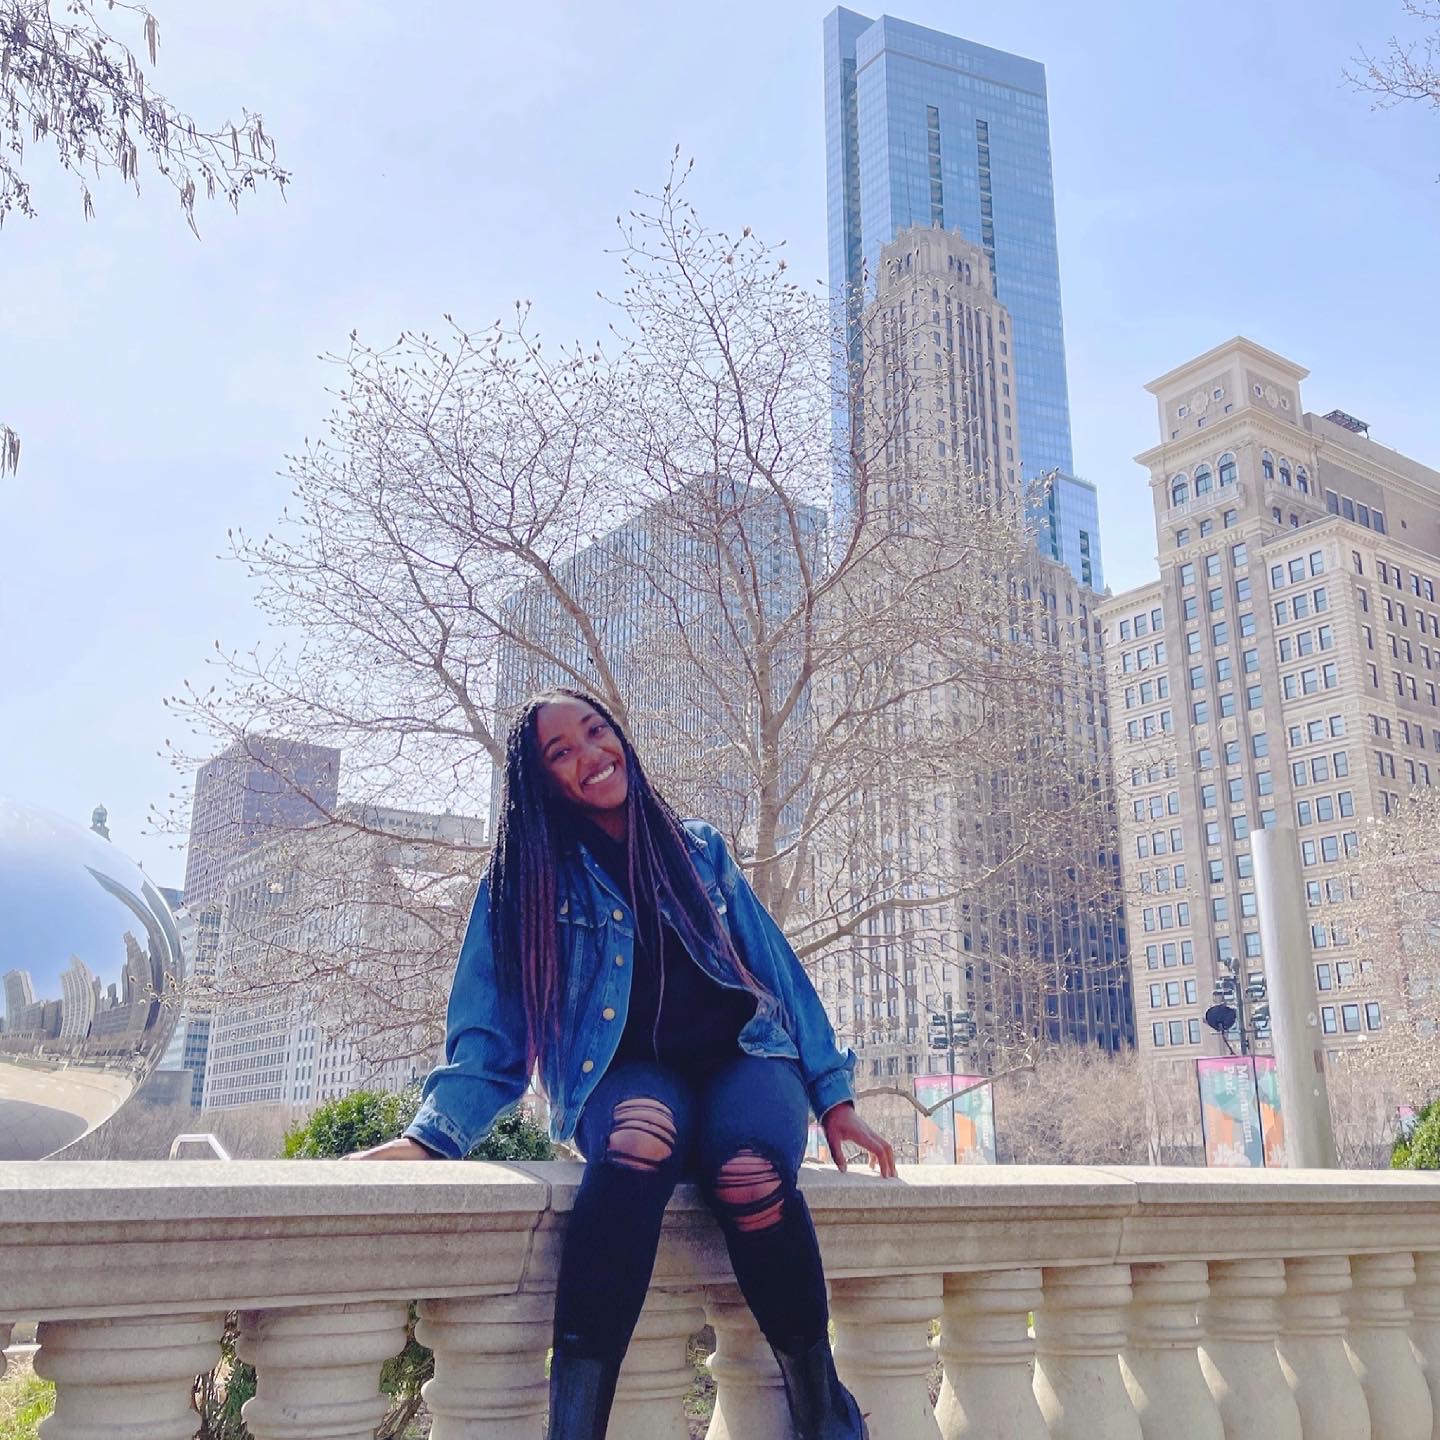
[346,686,892,1438]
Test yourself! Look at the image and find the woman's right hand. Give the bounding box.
[343,1137,438,1161]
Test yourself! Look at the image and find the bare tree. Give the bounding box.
[165,161,1125,1124]
[1341,787,1440,1105]
[1,1,288,474]
[1348,2,1440,117]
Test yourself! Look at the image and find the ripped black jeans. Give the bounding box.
[551,1054,829,1363]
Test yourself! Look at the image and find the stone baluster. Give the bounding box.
[830,1273,943,1439]
[1197,1259,1302,1440]
[933,1267,1048,1440]
[1120,1261,1224,1440]
[31,1313,223,1440]
[1032,1264,1143,1440]
[1410,1253,1440,1440]
[1347,1253,1434,1440]
[1275,1256,1371,1440]
[608,1287,707,1440]
[0,1322,11,1381]
[703,1283,792,1440]
[417,1291,551,1440]
[237,1301,411,1440]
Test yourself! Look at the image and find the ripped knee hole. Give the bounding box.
[604,1098,678,1172]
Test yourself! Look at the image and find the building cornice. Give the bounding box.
[1143,337,1309,396]
[1134,408,1314,477]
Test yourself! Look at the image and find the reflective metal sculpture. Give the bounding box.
[0,798,185,1159]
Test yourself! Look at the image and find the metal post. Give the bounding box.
[1252,826,1338,1168]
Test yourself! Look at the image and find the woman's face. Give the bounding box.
[534,699,628,816]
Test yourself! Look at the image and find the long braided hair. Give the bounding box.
[487,687,772,1071]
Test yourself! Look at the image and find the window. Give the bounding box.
[1219,454,1237,487]
[1341,1004,1361,1034]
[1195,465,1213,495]
[1321,1005,1337,1034]
[1180,562,1196,587]
[1171,476,1190,506]
[1365,1002,1382,1031]
[1212,621,1229,646]
[1247,684,1264,710]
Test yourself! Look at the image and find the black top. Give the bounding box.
[567,815,756,1079]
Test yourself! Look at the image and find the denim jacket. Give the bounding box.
[404,820,856,1158]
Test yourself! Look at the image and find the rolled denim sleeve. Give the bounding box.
[706,827,857,1120]
[403,879,529,1159]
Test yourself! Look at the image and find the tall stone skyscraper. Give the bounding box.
[811,226,1130,1141]
[824,7,1101,586]
[1101,338,1440,1065]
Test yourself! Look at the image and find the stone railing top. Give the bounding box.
[3,1162,1438,1323]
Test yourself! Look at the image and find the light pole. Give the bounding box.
[1206,956,1270,1055]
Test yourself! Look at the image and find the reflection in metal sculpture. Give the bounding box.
[0,798,185,1159]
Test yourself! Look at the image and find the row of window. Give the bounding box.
[1277,624,1333,661]
[1290,750,1352,785]
[1169,454,1239,506]
[1270,552,1327,589]
[1141,902,1192,932]
[1149,978,1199,1008]
[1118,607,1165,641]
[1119,639,1167,673]
[1288,713,1347,747]
[1376,558,1437,603]
[1179,544,1249,588]
[1326,490,1386,533]
[1274,586,1329,625]
[1135,827,1185,859]
[1152,1019,1204,1047]
[1202,774,1273,809]
[1197,734,1271,768]
[1299,832,1360,866]
[1174,509,1241,548]
[1372,714,1440,750]
[1295,791,1355,825]
[1192,689,1265,724]
[1320,1002,1382,1034]
[1142,940,1195,969]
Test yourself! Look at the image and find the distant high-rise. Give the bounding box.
[823,8,1101,585]
[179,737,340,1105]
[3,970,35,1033]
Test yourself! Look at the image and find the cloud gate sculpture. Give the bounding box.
[0,798,185,1159]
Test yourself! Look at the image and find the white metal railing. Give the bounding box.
[2,1161,1438,1438]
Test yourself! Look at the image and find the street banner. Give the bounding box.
[1253,1055,1286,1167]
[914,1073,996,1165]
[1196,1056,1265,1167]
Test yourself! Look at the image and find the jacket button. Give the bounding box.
[612,908,624,921]
[602,1007,616,1021]
[614,954,625,967]
[581,1059,595,1073]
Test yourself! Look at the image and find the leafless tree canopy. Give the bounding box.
[1348,2,1440,114]
[1342,788,1440,1104]
[166,160,1124,1090]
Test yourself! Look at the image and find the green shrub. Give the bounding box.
[1392,1101,1440,1170]
[282,1086,552,1162]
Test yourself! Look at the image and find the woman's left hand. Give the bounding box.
[821,1101,897,1178]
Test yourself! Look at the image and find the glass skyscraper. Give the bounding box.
[824,8,1102,587]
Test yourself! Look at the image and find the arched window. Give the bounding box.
[1194,465,1213,495]
[1218,453,1237,487]
[1279,459,1293,487]
[1272,506,1282,522]
[1171,475,1190,507]
[1262,451,1275,480]
[1296,465,1310,494]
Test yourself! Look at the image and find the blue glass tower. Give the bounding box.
[825,8,1101,587]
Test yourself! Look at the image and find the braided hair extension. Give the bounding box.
[488,688,774,1071]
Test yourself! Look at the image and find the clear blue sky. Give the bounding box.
[1,0,1435,882]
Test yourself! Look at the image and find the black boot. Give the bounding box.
[547,1350,621,1439]
[771,1336,868,1439]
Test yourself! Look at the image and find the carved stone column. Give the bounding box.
[608,1287,707,1440]
[703,1284,791,1440]
[417,1291,551,1440]
[1275,1256,1371,1440]
[1033,1264,1143,1440]
[933,1267,1048,1440]
[1120,1261,1224,1440]
[1347,1253,1434,1440]
[32,1313,223,1440]
[829,1273,943,1439]
[237,1301,411,1440]
[1409,1252,1440,1440]
[1197,1259,1302,1440]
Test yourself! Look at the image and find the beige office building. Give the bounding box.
[1100,338,1440,1064]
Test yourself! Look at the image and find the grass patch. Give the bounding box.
[0,1356,55,1440]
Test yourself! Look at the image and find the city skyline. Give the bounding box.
[1,0,1436,879]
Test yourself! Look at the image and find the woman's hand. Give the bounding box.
[821,1102,897,1178]
[343,1137,438,1161]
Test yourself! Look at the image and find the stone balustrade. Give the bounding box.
[2,1161,1439,1439]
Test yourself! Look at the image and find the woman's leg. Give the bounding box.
[550,1060,696,1361]
[696,1055,868,1436]
[694,1054,828,1354]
